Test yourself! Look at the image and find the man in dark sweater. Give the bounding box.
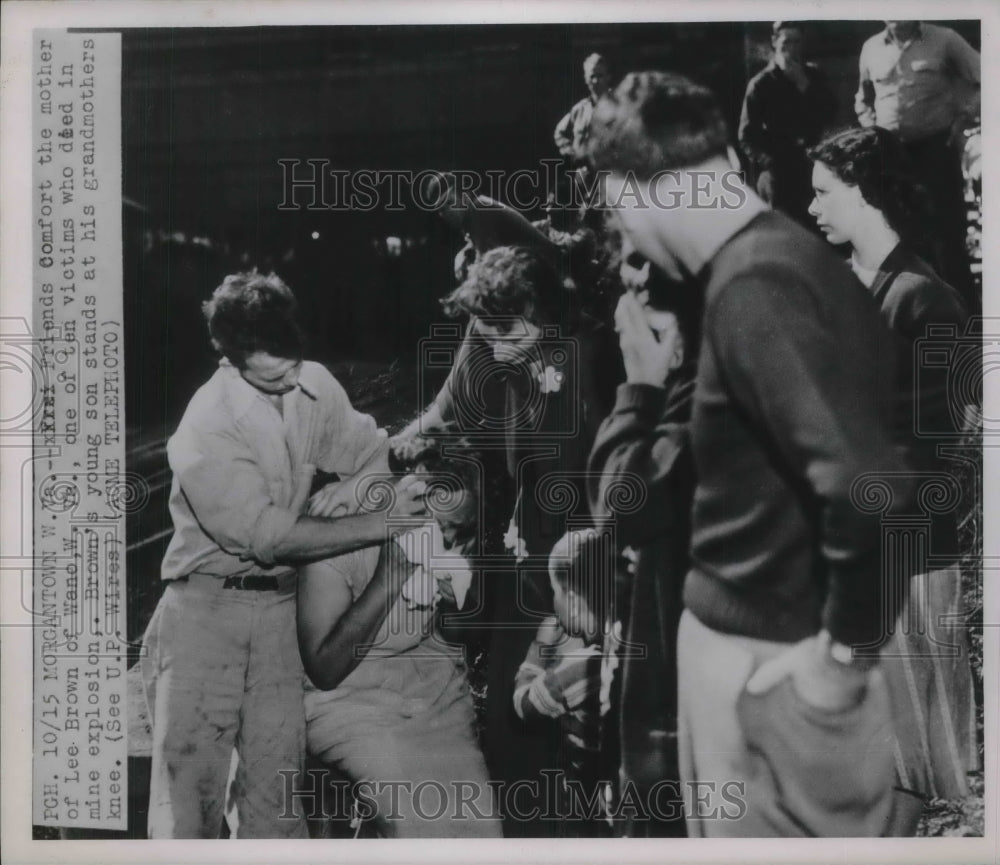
[588,72,914,837]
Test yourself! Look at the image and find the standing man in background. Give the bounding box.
[739,21,837,227]
[554,53,612,168]
[855,20,981,307]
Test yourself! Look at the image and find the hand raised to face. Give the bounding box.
[614,291,683,387]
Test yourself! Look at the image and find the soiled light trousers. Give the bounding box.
[141,575,309,839]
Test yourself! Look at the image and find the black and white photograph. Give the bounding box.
[1,1,995,861]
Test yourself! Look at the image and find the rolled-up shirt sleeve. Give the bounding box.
[169,427,298,566]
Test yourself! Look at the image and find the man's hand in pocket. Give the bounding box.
[745,632,870,712]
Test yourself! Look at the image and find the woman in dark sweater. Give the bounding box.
[409,245,621,837]
[808,126,978,832]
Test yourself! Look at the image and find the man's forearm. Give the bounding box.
[820,470,916,650]
[272,512,389,563]
[588,383,692,546]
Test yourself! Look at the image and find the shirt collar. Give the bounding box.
[765,59,799,81]
[218,357,319,419]
[883,22,922,46]
[850,253,879,289]
[851,237,901,289]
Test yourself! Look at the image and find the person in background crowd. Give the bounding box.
[855,20,981,308]
[589,70,914,838]
[426,171,560,272]
[514,528,618,837]
[141,271,426,838]
[808,126,979,834]
[587,238,699,838]
[554,54,614,220]
[555,53,612,167]
[738,21,837,227]
[298,434,502,838]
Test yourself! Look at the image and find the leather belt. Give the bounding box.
[223,575,280,591]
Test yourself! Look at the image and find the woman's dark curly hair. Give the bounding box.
[388,431,480,494]
[440,245,577,330]
[808,127,934,246]
[388,429,497,550]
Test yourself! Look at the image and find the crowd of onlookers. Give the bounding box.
[140,20,982,840]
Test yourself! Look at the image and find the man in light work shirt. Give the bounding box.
[855,20,981,305]
[141,271,426,838]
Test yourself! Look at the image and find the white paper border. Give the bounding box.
[2,1,996,863]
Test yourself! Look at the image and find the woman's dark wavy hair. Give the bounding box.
[808,126,933,246]
[202,270,306,367]
[440,245,577,329]
[388,430,480,494]
[388,427,496,551]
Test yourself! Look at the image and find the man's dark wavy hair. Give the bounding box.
[202,270,306,367]
[808,126,933,246]
[441,245,576,329]
[588,71,730,180]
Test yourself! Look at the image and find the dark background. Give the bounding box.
[121,20,981,645]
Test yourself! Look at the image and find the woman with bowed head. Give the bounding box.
[297,432,502,838]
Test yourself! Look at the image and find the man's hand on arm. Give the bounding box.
[307,478,359,518]
[272,474,428,563]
